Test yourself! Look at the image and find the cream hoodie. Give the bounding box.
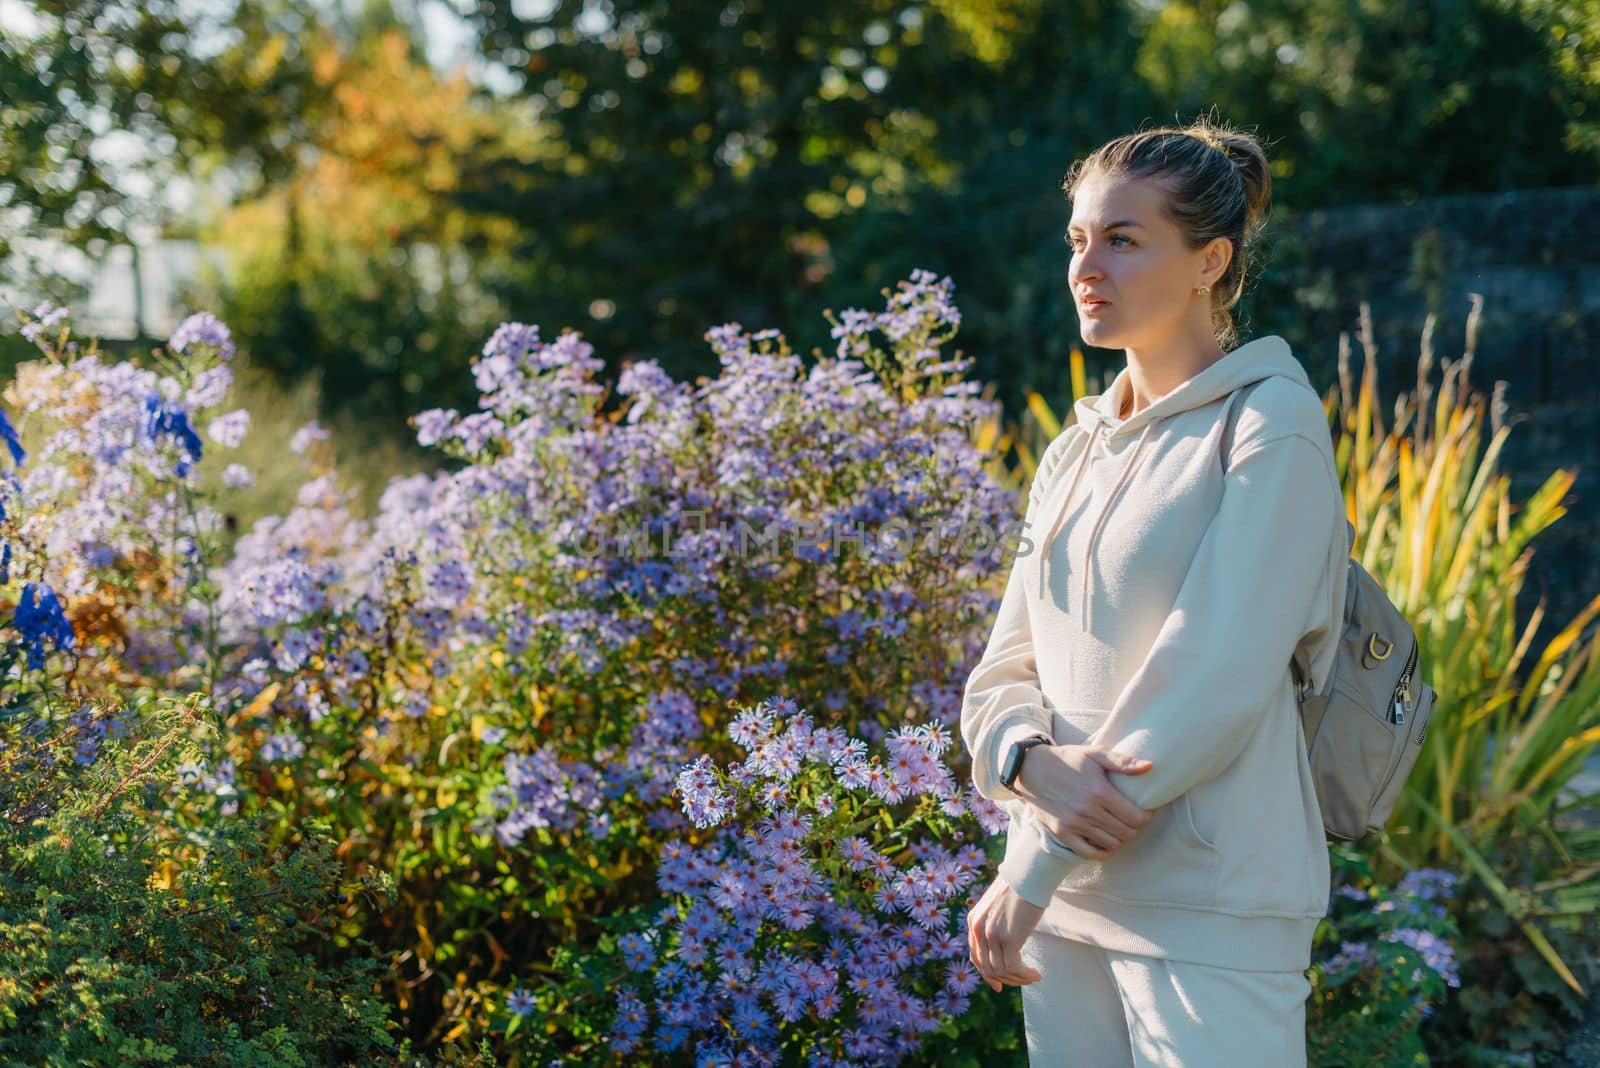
[961,334,1348,972]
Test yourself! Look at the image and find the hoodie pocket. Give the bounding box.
[1181,791,1217,851]
[1041,704,1223,908]
[1058,791,1222,909]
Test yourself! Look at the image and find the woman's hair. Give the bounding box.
[1062,115,1273,351]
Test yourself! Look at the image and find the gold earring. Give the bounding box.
[1197,285,1210,296]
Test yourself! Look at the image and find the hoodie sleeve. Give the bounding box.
[991,428,1345,905]
[960,436,1072,806]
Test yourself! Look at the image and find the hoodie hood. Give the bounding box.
[1036,334,1312,628]
[1074,333,1309,439]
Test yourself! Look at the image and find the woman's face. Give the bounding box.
[1066,171,1230,351]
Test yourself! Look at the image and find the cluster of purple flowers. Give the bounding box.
[4,309,246,644]
[1380,927,1462,990]
[167,311,237,363]
[600,698,997,1064]
[489,747,606,846]
[1396,866,1458,906]
[173,273,1008,786]
[10,286,1028,1062]
[18,300,69,346]
[1321,864,1463,1025]
[176,756,240,816]
[65,703,134,766]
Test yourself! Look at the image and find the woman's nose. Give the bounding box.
[1069,254,1102,285]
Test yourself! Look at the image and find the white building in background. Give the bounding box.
[1,237,226,342]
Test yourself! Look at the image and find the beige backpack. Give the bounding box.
[1290,532,1436,842]
[1222,381,1436,843]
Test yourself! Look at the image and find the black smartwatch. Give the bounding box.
[999,734,1053,790]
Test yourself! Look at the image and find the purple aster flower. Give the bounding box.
[260,729,305,762]
[1381,927,1461,988]
[289,420,329,455]
[618,931,657,972]
[1324,940,1378,973]
[411,408,458,447]
[168,311,236,362]
[20,300,70,346]
[506,987,536,1017]
[1396,868,1458,902]
[186,365,232,409]
[207,409,250,448]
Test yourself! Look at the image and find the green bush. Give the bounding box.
[0,689,404,1066]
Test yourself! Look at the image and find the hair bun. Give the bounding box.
[1189,123,1272,236]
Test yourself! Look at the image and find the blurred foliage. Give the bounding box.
[199,22,527,419]
[10,0,1600,425]
[0,0,331,285]
[1134,0,1597,201]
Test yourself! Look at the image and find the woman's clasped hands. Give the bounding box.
[966,742,1157,992]
[1010,741,1156,860]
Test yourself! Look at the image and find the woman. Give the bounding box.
[959,118,1348,1066]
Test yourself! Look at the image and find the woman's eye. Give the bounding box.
[1066,234,1131,251]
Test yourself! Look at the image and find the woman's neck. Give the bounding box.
[1118,379,1135,419]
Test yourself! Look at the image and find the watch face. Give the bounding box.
[1003,736,1048,787]
[1001,742,1024,786]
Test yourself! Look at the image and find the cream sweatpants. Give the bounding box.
[1018,928,1312,1067]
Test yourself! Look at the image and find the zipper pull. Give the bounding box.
[1391,696,1406,724]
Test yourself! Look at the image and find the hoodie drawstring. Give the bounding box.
[1032,417,1159,630]
[1035,428,1097,602]
[1080,419,1156,632]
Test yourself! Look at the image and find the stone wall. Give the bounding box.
[1248,184,1600,645]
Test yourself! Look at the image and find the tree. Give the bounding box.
[0,0,329,308]
[201,19,526,419]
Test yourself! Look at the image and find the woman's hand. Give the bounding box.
[967,877,1045,991]
[1015,742,1157,860]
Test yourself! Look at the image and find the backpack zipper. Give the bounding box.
[1369,638,1422,810]
[1389,639,1419,724]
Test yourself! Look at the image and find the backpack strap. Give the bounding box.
[1217,377,1327,701]
[1218,378,1267,475]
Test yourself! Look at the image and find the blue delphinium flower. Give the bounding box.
[141,394,204,477]
[13,581,76,669]
[0,408,24,465]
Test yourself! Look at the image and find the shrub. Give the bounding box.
[1309,846,1465,1067]
[496,698,1014,1065]
[0,689,403,1065]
